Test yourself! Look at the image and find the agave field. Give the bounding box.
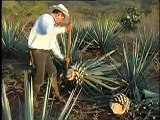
[2,1,159,120]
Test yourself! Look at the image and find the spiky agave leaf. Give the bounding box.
[2,81,12,120]
[67,50,123,96]
[41,77,52,120]
[58,85,82,120]
[24,70,34,120]
[109,93,131,115]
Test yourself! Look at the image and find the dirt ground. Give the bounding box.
[2,50,160,120]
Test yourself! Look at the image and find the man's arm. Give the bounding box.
[52,39,64,61]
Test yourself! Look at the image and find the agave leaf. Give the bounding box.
[41,77,52,120]
[83,79,103,93]
[133,84,141,102]
[2,81,12,120]
[143,89,159,102]
[86,71,104,76]
[85,50,115,69]
[85,76,120,90]
[82,83,98,96]
[58,86,79,120]
[122,43,130,80]
[141,52,159,74]
[24,70,34,120]
[76,32,88,50]
[91,76,123,85]
[64,87,82,120]
[80,58,97,68]
[109,57,124,78]
[87,64,121,72]
[83,58,105,69]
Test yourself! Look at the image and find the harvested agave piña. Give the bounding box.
[110,93,131,115]
[67,65,86,85]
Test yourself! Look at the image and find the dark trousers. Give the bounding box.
[30,49,61,102]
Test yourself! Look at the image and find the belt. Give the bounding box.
[30,48,50,51]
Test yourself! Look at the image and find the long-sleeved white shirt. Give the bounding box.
[28,14,65,60]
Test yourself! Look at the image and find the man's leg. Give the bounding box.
[31,49,47,107]
[45,54,65,104]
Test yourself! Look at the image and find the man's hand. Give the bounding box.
[65,22,72,33]
[64,57,70,65]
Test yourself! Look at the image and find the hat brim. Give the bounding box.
[51,6,69,24]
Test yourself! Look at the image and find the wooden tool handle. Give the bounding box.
[66,17,72,66]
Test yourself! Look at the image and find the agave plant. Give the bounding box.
[66,50,124,97]
[51,23,123,97]
[87,16,121,53]
[110,31,159,103]
[2,19,28,58]
[2,70,81,120]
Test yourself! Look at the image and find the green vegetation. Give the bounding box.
[2,19,28,58]
[120,6,144,31]
[110,31,159,102]
[2,0,159,120]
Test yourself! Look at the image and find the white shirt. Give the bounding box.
[28,14,65,60]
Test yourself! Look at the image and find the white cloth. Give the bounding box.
[28,14,65,60]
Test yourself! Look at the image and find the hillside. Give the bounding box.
[2,0,159,33]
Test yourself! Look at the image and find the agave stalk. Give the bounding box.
[110,31,159,102]
[2,81,12,120]
[87,16,121,53]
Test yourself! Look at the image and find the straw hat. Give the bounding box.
[51,4,69,24]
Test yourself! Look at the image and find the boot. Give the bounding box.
[51,79,66,104]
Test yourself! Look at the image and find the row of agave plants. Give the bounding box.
[2,15,159,120]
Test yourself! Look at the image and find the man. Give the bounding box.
[28,4,72,107]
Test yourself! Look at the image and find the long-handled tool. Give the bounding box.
[65,17,72,80]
